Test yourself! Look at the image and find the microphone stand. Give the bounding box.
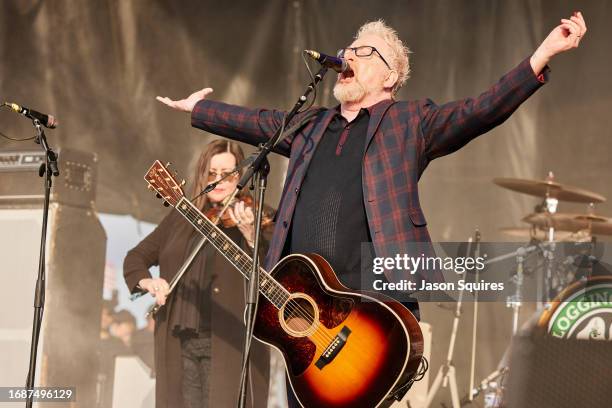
[25,119,59,408]
[236,65,329,408]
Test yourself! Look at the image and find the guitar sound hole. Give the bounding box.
[279,293,319,337]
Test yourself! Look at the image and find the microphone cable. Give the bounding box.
[0,103,36,141]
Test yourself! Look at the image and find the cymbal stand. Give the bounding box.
[541,171,558,308]
[507,246,527,334]
[542,195,558,307]
[467,231,481,404]
[460,367,508,406]
[461,244,538,406]
[425,235,476,408]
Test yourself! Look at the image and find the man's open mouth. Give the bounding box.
[340,67,355,80]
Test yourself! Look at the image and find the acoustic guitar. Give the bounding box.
[144,160,423,407]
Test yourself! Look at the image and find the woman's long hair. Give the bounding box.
[191,139,248,210]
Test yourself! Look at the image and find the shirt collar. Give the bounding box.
[333,98,393,116]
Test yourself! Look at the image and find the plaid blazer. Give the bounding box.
[191,57,547,285]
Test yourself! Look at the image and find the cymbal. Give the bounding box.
[500,227,576,241]
[523,213,612,236]
[493,177,606,203]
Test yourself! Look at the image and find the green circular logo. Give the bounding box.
[548,283,612,340]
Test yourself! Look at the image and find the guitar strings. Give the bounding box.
[176,200,381,369]
[182,205,337,347]
[182,203,390,374]
[152,176,344,350]
[181,203,386,371]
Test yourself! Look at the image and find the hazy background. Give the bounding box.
[1,0,610,406]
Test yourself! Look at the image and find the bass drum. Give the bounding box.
[538,276,612,340]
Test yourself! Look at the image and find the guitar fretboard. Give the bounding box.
[176,197,289,309]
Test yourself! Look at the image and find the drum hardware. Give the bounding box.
[454,174,610,408]
[460,367,508,407]
[444,174,608,407]
[484,243,543,315]
[509,247,527,334]
[461,242,552,408]
[523,212,612,236]
[467,231,481,405]
[492,172,606,203]
[425,234,478,408]
[494,172,609,307]
[499,227,575,242]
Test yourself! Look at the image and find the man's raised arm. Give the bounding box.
[156,88,293,157]
[419,11,587,162]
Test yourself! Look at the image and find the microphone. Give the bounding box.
[3,102,58,129]
[304,50,349,73]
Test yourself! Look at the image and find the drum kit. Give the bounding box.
[494,172,611,321]
[432,172,612,408]
[494,172,610,243]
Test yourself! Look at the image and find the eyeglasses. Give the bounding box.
[337,46,392,70]
[207,170,238,182]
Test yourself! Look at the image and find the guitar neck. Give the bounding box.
[175,197,288,309]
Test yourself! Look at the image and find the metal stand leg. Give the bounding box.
[425,365,460,408]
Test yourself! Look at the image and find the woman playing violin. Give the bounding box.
[123,139,270,408]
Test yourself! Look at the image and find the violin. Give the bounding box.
[204,195,274,229]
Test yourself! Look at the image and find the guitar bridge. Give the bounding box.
[315,325,351,370]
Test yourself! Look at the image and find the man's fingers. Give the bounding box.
[570,16,585,32]
[563,18,581,33]
[578,11,587,31]
[156,96,177,107]
[574,11,586,24]
[561,19,580,34]
[559,22,578,39]
[157,87,213,111]
[569,16,582,30]
[201,88,214,97]
[192,88,214,100]
[573,12,587,34]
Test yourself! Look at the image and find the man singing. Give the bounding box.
[157,12,586,405]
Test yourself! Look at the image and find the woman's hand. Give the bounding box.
[228,200,256,247]
[138,277,170,306]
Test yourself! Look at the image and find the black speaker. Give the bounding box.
[506,335,612,408]
[0,148,105,407]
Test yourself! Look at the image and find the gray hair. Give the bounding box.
[355,20,411,96]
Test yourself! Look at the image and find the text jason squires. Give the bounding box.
[371,254,505,292]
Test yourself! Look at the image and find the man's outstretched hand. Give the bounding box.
[156,87,214,112]
[531,11,587,75]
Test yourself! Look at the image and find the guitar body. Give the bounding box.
[253,253,423,408]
